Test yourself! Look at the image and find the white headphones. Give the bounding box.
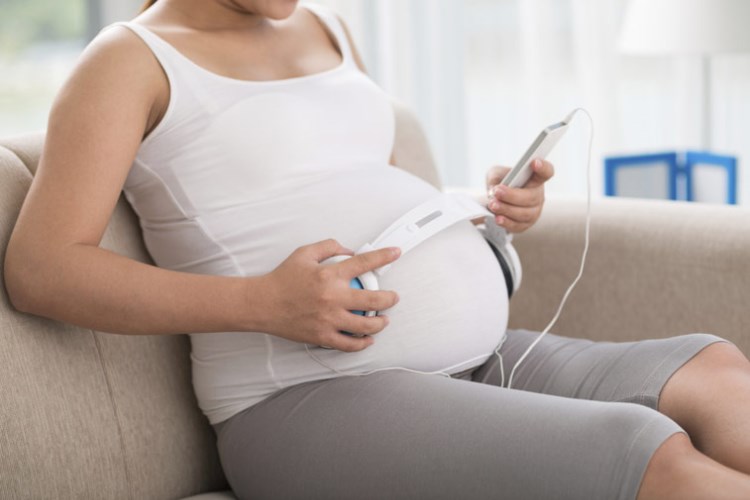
[309,108,593,389]
[322,192,522,319]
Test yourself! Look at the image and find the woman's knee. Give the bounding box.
[689,341,749,371]
[637,433,696,500]
[645,432,695,471]
[659,341,750,427]
[670,340,748,383]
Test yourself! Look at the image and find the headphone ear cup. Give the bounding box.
[485,238,522,298]
[479,218,522,298]
[499,241,522,295]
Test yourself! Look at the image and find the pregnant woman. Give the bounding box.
[6,1,750,498]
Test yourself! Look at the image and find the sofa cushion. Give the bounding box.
[1,137,228,499]
[181,491,237,500]
[511,197,750,351]
[0,132,44,176]
[0,144,130,498]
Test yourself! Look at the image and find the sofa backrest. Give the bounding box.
[0,102,442,499]
[0,133,229,499]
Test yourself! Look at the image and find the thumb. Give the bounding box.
[306,238,354,263]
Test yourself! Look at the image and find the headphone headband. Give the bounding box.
[356,193,493,276]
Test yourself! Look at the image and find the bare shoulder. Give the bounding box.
[53,24,168,135]
[71,24,163,93]
[25,24,171,251]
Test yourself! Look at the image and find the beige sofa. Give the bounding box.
[1,103,749,499]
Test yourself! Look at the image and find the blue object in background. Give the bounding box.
[605,151,738,204]
[605,153,679,200]
[684,151,738,205]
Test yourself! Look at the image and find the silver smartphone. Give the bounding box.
[501,115,572,189]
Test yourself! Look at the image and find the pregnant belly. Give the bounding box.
[303,219,510,375]
[185,166,510,423]
[176,165,508,385]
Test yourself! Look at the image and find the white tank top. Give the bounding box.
[109,3,508,425]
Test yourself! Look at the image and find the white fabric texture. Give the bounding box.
[106,3,508,425]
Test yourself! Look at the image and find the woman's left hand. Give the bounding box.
[485,158,554,233]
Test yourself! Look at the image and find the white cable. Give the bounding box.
[303,343,497,379]
[504,107,594,389]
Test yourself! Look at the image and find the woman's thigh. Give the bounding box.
[472,330,727,409]
[214,369,681,500]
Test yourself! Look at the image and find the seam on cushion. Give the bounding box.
[0,144,31,175]
[0,134,44,175]
[2,137,131,494]
[91,330,134,500]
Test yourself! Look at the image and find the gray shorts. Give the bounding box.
[213,330,725,500]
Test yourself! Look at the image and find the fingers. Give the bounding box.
[317,314,391,352]
[485,159,552,233]
[318,290,395,352]
[320,330,376,352]
[487,201,540,226]
[489,180,544,211]
[523,159,555,189]
[338,312,391,339]
[343,288,400,314]
[305,238,354,263]
[337,246,401,279]
[315,244,400,339]
[271,240,400,353]
[488,188,543,232]
[490,213,538,233]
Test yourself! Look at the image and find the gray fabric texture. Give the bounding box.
[213,331,724,500]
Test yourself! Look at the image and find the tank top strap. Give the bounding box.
[102,21,182,83]
[301,3,355,67]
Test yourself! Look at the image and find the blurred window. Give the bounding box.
[0,0,88,135]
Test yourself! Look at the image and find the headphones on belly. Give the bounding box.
[322,193,522,319]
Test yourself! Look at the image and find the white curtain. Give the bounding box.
[317,0,750,204]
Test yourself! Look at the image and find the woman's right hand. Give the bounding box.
[256,239,401,352]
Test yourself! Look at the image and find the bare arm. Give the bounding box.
[3,27,399,350]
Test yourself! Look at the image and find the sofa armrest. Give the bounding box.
[508,197,750,354]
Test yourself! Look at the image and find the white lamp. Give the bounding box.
[618,0,750,149]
